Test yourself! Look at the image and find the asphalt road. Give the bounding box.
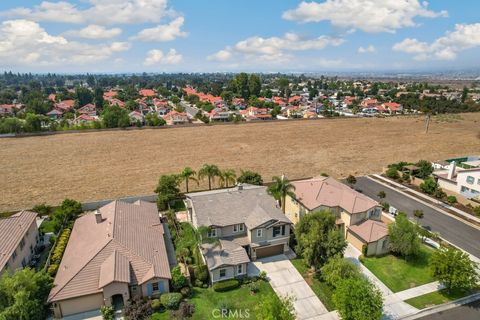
[417,300,480,320]
[355,177,480,258]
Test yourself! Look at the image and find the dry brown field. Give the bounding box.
[1,114,479,211]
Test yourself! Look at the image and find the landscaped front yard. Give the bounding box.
[291,258,335,311]
[151,280,279,319]
[405,288,479,309]
[360,244,435,292]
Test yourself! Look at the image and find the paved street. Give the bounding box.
[355,177,480,258]
[417,300,480,320]
[248,254,328,320]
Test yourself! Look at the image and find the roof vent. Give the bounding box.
[95,210,103,224]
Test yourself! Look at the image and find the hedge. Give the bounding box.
[213,279,240,292]
[160,292,183,310]
[48,228,71,276]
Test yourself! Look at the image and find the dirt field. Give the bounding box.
[1,114,479,211]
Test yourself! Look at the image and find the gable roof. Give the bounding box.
[348,220,388,243]
[0,211,37,271]
[186,185,291,229]
[291,176,379,214]
[48,200,171,302]
[201,239,250,269]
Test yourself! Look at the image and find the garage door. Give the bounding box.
[347,231,365,252]
[256,244,284,259]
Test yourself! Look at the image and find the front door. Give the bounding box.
[111,294,124,311]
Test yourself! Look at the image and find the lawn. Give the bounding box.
[360,245,435,292]
[405,288,479,309]
[151,280,278,320]
[291,258,336,311]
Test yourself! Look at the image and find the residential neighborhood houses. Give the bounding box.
[1,158,479,320]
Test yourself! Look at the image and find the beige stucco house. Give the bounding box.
[285,176,389,256]
[48,200,173,318]
[0,210,40,274]
[434,162,480,200]
[185,184,293,283]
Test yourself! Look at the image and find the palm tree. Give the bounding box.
[219,169,237,188]
[267,175,296,213]
[198,164,221,190]
[180,167,198,193]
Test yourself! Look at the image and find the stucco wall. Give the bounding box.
[367,237,389,256]
[102,282,130,306]
[1,219,39,273]
[250,223,290,243]
[346,231,365,252]
[141,278,170,297]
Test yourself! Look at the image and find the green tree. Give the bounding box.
[171,266,188,291]
[237,170,263,185]
[219,169,237,188]
[101,105,130,128]
[179,167,198,193]
[419,177,439,195]
[333,277,383,320]
[234,73,250,100]
[413,209,424,223]
[388,213,421,258]
[256,295,295,320]
[295,210,347,269]
[75,87,93,107]
[415,160,434,179]
[249,74,262,97]
[94,87,104,109]
[386,167,400,179]
[320,256,360,288]
[155,174,181,210]
[0,268,53,320]
[346,175,357,185]
[430,247,479,292]
[145,113,166,126]
[198,164,221,190]
[267,175,296,213]
[377,191,386,199]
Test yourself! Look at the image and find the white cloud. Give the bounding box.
[0,20,129,67]
[358,45,376,53]
[131,17,187,42]
[64,24,122,39]
[144,49,182,65]
[209,32,344,63]
[393,23,480,60]
[2,0,172,25]
[283,0,447,33]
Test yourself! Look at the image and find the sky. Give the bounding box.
[0,0,479,73]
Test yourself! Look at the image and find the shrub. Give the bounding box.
[151,299,163,312]
[415,160,434,179]
[100,305,114,320]
[123,299,152,320]
[213,279,240,292]
[346,175,357,185]
[174,302,195,319]
[237,170,263,185]
[402,172,411,183]
[47,264,59,277]
[249,282,259,294]
[180,286,191,298]
[420,178,439,195]
[194,265,209,283]
[321,256,360,288]
[474,206,480,217]
[171,266,188,291]
[32,203,53,217]
[434,188,447,199]
[381,202,390,212]
[386,167,399,179]
[361,244,368,256]
[194,279,203,288]
[259,271,267,280]
[446,195,457,204]
[160,292,183,310]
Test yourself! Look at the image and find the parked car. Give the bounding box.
[389,206,399,216]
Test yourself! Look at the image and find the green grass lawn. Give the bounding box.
[405,288,479,309]
[151,280,278,320]
[291,258,336,311]
[360,245,435,292]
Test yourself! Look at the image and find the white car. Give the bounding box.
[389,206,399,216]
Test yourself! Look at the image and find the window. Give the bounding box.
[233,224,244,233]
[237,264,243,274]
[219,268,226,278]
[19,238,25,250]
[256,229,263,238]
[152,282,159,291]
[273,225,286,237]
[130,285,138,295]
[207,228,217,238]
[21,258,26,268]
[12,250,17,261]
[466,176,475,184]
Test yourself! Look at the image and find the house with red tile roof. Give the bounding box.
[139,89,156,97]
[129,111,144,124]
[380,102,403,114]
[209,108,231,121]
[48,200,173,318]
[288,95,302,104]
[103,90,117,99]
[55,100,75,112]
[46,109,64,120]
[360,98,378,108]
[48,94,57,102]
[73,114,98,125]
[108,98,126,108]
[285,176,388,256]
[0,104,23,116]
[78,103,97,116]
[163,110,189,125]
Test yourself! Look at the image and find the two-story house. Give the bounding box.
[285,176,389,256]
[185,184,293,283]
[434,161,480,200]
[48,200,173,318]
[0,210,40,274]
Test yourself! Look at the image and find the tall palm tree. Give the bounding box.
[198,164,221,190]
[267,175,296,213]
[180,167,198,193]
[219,169,237,188]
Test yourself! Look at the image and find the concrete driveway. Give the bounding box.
[248,254,328,320]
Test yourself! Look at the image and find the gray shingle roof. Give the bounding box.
[201,239,250,270]
[186,185,291,229]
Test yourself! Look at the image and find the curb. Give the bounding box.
[400,292,480,319]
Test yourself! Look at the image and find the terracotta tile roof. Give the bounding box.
[291,176,379,214]
[48,200,171,302]
[98,250,130,288]
[0,211,37,271]
[348,220,388,243]
[139,89,156,97]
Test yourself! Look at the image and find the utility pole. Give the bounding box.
[425,114,431,133]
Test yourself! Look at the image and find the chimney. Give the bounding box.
[95,210,103,224]
[447,161,456,180]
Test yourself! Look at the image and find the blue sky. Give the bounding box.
[0,0,479,73]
